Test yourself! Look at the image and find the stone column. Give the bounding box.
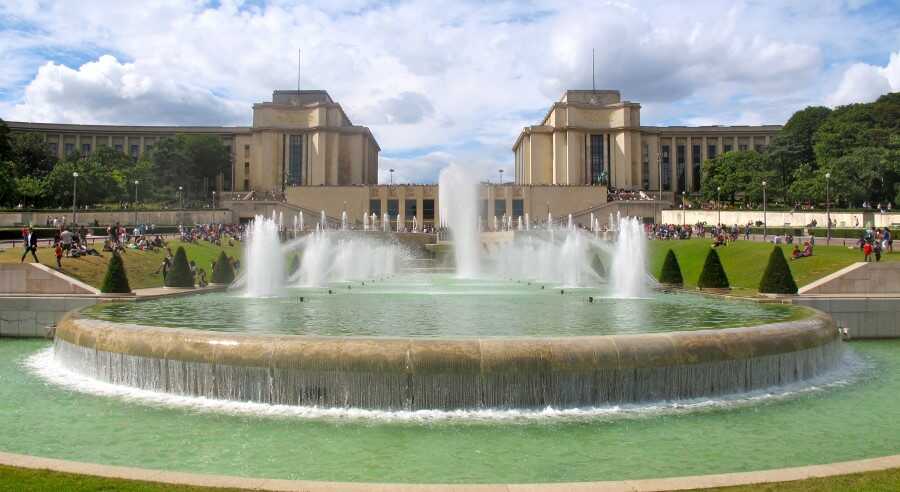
[685,136,693,192]
[58,133,65,158]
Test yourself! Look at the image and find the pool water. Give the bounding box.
[3,339,900,483]
[83,274,801,337]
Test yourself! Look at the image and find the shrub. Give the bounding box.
[211,251,235,285]
[591,255,606,277]
[165,247,194,288]
[697,248,729,289]
[658,249,683,285]
[100,251,131,294]
[289,254,301,276]
[758,246,798,294]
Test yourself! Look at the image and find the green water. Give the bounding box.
[84,274,800,337]
[2,339,900,483]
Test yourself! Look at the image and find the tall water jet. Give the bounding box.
[341,211,348,231]
[244,215,285,297]
[320,210,327,230]
[382,213,389,233]
[438,164,480,278]
[611,215,648,298]
[299,212,304,231]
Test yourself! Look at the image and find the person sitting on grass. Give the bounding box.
[792,241,813,260]
[712,233,727,248]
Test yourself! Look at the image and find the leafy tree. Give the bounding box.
[0,161,16,206]
[288,254,301,276]
[165,247,194,288]
[766,106,831,202]
[100,251,132,293]
[14,176,46,207]
[0,118,12,162]
[758,246,797,294]
[658,249,683,285]
[212,251,236,284]
[700,151,773,204]
[697,249,729,289]
[44,159,123,208]
[591,254,606,278]
[10,132,57,178]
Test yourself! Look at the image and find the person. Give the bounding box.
[54,241,63,269]
[884,227,893,253]
[20,227,39,263]
[189,260,197,283]
[874,240,882,262]
[792,241,813,260]
[60,227,73,257]
[863,241,873,262]
[197,269,208,288]
[155,254,172,281]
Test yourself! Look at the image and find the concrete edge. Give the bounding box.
[797,262,867,295]
[28,263,102,295]
[1,450,899,491]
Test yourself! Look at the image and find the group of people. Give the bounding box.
[607,188,654,202]
[155,248,241,288]
[18,224,102,269]
[178,223,243,246]
[861,227,893,262]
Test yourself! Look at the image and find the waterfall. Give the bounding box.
[438,164,480,278]
[243,215,285,297]
[611,214,649,298]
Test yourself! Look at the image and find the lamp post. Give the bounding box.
[681,191,685,226]
[389,168,395,185]
[499,169,504,185]
[133,180,139,204]
[212,190,216,209]
[72,172,79,224]
[716,186,722,227]
[178,186,183,209]
[762,180,767,241]
[825,172,831,245]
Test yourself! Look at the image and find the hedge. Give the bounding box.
[165,247,194,288]
[211,251,235,285]
[809,228,899,239]
[658,249,683,285]
[697,248,730,289]
[100,252,132,294]
[758,246,798,294]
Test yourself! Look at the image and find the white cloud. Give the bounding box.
[0,0,898,182]
[827,51,900,106]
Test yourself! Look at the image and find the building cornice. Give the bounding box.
[4,121,252,135]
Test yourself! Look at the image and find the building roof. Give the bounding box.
[4,121,250,134]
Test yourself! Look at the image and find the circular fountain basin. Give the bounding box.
[55,275,842,411]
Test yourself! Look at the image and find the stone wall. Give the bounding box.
[661,210,900,228]
[0,209,234,227]
[794,298,900,339]
[799,263,900,295]
[0,297,98,338]
[0,264,98,295]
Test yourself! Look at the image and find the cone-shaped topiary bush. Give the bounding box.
[100,251,131,293]
[758,246,798,294]
[658,249,683,285]
[165,246,194,288]
[591,254,606,278]
[289,254,301,276]
[697,248,729,289]
[211,251,235,285]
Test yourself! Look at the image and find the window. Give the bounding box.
[369,199,382,217]
[288,135,302,186]
[738,144,748,151]
[387,199,399,217]
[494,199,506,218]
[243,179,250,191]
[691,144,701,192]
[661,145,671,191]
[512,199,524,219]
[724,144,733,153]
[755,144,764,153]
[47,142,58,155]
[641,144,650,190]
[707,145,717,160]
[590,134,604,185]
[422,199,435,220]
[405,199,417,219]
[130,144,139,157]
[64,143,75,155]
[244,144,250,158]
[81,143,91,154]
[114,143,123,152]
[676,144,686,193]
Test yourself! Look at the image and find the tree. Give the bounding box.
[44,158,123,208]
[100,251,132,293]
[700,151,773,204]
[0,118,12,162]
[288,254,301,276]
[10,132,57,178]
[658,249,683,286]
[0,161,17,207]
[758,246,797,294]
[14,176,46,208]
[591,254,606,278]
[697,249,729,289]
[212,251,236,284]
[165,247,194,288]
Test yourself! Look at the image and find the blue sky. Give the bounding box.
[1,0,898,183]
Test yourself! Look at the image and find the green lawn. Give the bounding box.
[648,239,898,296]
[0,239,242,290]
[3,464,900,491]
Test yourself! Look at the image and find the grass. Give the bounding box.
[0,239,242,290]
[648,239,899,296]
[3,464,900,491]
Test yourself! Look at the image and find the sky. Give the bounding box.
[1,0,899,184]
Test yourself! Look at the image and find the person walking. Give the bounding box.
[884,227,893,254]
[54,241,63,269]
[20,227,39,263]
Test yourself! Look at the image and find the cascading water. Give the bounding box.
[287,231,403,286]
[438,164,480,278]
[243,214,285,297]
[611,214,649,298]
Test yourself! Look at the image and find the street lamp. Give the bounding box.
[499,169,504,185]
[178,186,184,209]
[825,172,831,245]
[389,169,395,186]
[72,172,79,224]
[134,180,139,204]
[762,180,767,241]
[681,191,686,226]
[716,186,722,227]
[211,190,216,209]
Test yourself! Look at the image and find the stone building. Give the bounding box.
[513,90,781,197]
